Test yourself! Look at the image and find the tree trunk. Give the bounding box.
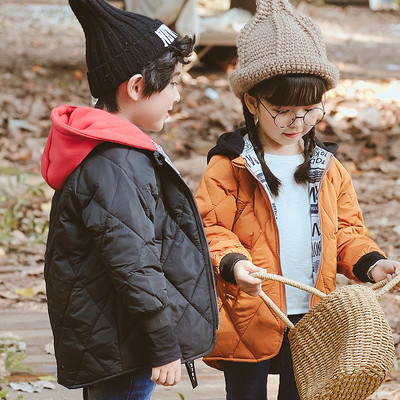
[230,0,256,13]
[230,0,303,12]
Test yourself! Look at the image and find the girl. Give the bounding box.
[195,1,400,399]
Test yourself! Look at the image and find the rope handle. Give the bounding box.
[258,291,295,329]
[251,271,400,329]
[251,271,327,299]
[251,271,327,330]
[374,272,400,298]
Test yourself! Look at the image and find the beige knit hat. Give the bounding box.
[229,0,340,98]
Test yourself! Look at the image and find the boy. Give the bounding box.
[40,0,218,398]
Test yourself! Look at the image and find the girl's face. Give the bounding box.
[244,93,323,155]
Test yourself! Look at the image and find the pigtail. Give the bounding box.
[294,128,316,185]
[243,102,281,197]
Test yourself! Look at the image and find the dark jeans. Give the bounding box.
[83,369,156,400]
[223,314,304,400]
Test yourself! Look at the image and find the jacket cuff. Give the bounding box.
[147,324,182,367]
[220,253,248,285]
[353,251,386,282]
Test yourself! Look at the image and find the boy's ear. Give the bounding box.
[244,93,259,115]
[126,74,145,101]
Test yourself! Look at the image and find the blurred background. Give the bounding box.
[0,0,399,399]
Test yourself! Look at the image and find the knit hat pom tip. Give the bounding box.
[255,0,296,17]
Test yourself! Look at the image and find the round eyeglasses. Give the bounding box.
[256,97,326,129]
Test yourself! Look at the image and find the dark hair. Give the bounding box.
[95,35,195,113]
[243,74,328,197]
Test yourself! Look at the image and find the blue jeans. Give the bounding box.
[83,369,156,400]
[223,315,303,400]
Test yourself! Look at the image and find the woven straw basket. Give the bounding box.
[252,271,400,400]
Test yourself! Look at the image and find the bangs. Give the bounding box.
[250,74,327,106]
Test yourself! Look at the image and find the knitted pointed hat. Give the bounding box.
[229,0,340,98]
[69,0,178,98]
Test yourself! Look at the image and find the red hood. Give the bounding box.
[41,105,157,190]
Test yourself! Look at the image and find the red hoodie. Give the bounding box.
[41,105,157,190]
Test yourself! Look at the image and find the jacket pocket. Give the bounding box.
[216,274,239,311]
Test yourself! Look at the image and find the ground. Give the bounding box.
[0,0,399,399]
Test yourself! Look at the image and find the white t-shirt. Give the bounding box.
[264,153,313,315]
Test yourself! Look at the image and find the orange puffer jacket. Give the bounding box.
[195,131,385,370]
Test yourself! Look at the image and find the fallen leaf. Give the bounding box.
[44,342,54,355]
[74,69,83,80]
[38,375,56,382]
[31,380,56,390]
[9,382,38,393]
[15,287,34,298]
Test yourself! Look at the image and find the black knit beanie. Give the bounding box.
[69,0,179,98]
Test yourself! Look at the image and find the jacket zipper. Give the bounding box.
[161,158,220,330]
[310,154,334,303]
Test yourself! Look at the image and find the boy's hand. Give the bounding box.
[233,260,264,296]
[151,358,181,386]
[370,259,400,291]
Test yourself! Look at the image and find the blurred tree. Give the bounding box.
[230,0,256,12]
[230,0,304,12]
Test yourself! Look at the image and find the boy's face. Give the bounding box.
[133,64,182,132]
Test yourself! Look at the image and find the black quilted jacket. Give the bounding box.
[44,142,218,388]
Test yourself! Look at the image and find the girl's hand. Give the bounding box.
[233,260,264,296]
[370,259,400,291]
[151,359,181,386]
